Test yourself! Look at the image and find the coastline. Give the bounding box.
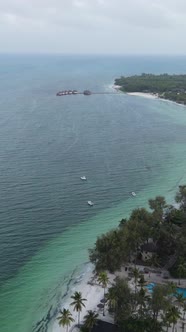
[1,56,186,332]
[127,92,186,108]
[51,264,135,332]
[127,92,158,100]
[112,84,186,107]
[51,264,113,332]
[51,261,186,332]
[112,85,158,100]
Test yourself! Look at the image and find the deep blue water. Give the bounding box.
[1,55,186,332]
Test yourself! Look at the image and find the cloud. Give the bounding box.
[0,0,186,53]
[0,0,185,28]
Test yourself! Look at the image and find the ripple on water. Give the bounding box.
[1,55,186,332]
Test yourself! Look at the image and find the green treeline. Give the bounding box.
[89,186,186,331]
[115,74,186,105]
[105,275,182,332]
[89,186,186,276]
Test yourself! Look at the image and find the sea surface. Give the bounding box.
[0,55,186,332]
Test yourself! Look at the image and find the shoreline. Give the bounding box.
[51,262,186,332]
[50,186,186,332]
[127,92,186,108]
[51,264,112,332]
[2,59,186,332]
[112,85,186,107]
[127,92,158,100]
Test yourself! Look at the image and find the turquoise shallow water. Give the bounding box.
[0,55,186,332]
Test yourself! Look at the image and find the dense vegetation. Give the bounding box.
[58,187,186,332]
[89,185,186,331]
[115,74,186,105]
[90,185,186,275]
[106,274,185,332]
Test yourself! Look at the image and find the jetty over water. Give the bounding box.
[56,89,118,96]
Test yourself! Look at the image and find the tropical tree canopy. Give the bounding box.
[70,291,87,326]
[89,187,186,332]
[70,291,87,312]
[97,271,109,289]
[175,185,186,211]
[89,190,186,274]
[165,306,181,332]
[83,310,98,332]
[57,308,74,332]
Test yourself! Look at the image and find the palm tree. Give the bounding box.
[97,271,109,297]
[175,293,186,323]
[162,313,170,332]
[165,282,177,304]
[166,306,181,332]
[175,185,186,212]
[138,287,150,319]
[175,293,184,308]
[132,268,140,295]
[167,281,177,295]
[70,291,87,326]
[97,271,109,316]
[138,274,146,289]
[178,263,186,285]
[106,287,117,313]
[83,310,98,332]
[181,321,185,332]
[57,308,74,332]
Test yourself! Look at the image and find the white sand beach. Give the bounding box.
[127,92,186,109]
[52,262,186,332]
[127,92,158,99]
[51,267,115,332]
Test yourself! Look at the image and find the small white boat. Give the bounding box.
[88,201,94,206]
[80,176,87,181]
[131,192,136,197]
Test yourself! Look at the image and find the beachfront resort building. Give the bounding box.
[141,242,157,261]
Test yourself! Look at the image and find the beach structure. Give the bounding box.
[83,90,92,95]
[56,89,92,96]
[56,89,80,96]
[140,243,157,261]
[56,89,118,96]
[92,320,119,332]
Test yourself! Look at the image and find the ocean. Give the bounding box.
[0,54,186,332]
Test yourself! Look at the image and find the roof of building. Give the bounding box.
[141,242,157,253]
[92,320,119,332]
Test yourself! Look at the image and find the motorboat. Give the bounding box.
[88,201,94,206]
[131,192,136,197]
[80,176,87,181]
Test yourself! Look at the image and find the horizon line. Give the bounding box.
[0,52,186,57]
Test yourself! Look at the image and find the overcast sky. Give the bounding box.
[0,0,186,54]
